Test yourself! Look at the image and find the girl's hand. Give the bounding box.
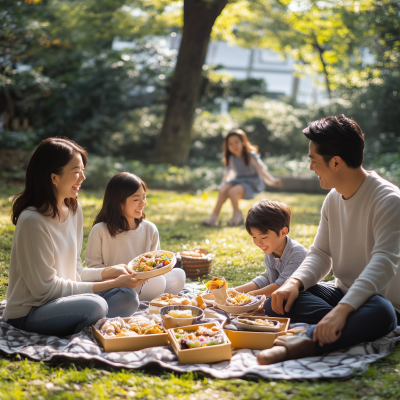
[113,272,148,289]
[101,264,132,280]
[273,178,282,187]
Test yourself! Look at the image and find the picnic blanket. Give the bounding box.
[0,299,399,380]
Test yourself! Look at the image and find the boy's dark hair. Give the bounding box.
[303,114,365,168]
[245,199,292,236]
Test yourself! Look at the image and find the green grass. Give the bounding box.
[0,181,399,399]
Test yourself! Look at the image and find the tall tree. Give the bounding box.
[152,0,228,165]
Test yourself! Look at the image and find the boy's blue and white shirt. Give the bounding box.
[252,236,308,288]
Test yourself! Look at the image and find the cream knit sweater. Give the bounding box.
[292,171,400,313]
[85,220,160,269]
[4,205,104,319]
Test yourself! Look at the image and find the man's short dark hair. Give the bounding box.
[303,114,365,168]
[245,199,292,236]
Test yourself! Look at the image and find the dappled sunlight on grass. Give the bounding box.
[1,182,399,399]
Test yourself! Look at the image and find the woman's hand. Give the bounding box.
[113,272,148,289]
[273,178,282,188]
[101,264,132,280]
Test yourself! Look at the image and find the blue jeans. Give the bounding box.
[7,287,139,336]
[264,283,398,354]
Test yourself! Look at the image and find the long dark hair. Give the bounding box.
[93,172,147,237]
[12,137,88,225]
[222,129,259,166]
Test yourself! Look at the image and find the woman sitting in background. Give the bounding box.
[4,138,146,336]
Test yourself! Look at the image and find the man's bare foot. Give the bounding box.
[257,336,318,365]
[257,346,288,365]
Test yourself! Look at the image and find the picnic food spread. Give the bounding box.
[174,325,225,349]
[226,291,251,306]
[237,318,276,327]
[150,294,207,310]
[131,251,173,272]
[132,252,173,272]
[205,277,227,290]
[99,316,165,337]
[151,293,191,307]
[168,310,193,318]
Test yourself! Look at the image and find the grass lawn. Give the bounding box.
[0,181,399,400]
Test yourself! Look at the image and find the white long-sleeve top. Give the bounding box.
[4,205,104,319]
[291,171,400,313]
[85,220,160,269]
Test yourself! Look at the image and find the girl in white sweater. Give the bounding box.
[85,172,186,301]
[5,138,146,336]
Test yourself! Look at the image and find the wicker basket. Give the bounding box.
[180,248,214,279]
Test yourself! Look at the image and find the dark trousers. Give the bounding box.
[264,283,398,354]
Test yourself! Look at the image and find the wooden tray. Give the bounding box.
[168,322,232,364]
[223,316,290,350]
[92,318,169,352]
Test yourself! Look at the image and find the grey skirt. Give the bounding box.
[226,175,264,199]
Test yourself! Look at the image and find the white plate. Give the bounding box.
[128,250,176,279]
[201,289,238,307]
[234,318,281,332]
[215,295,266,314]
[201,293,216,306]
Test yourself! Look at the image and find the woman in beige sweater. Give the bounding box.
[5,138,146,336]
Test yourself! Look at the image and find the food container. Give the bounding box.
[160,305,204,329]
[223,316,290,350]
[168,322,232,364]
[127,250,176,279]
[233,317,282,332]
[92,318,169,352]
[216,295,266,314]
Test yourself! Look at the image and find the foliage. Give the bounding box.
[0,182,400,399]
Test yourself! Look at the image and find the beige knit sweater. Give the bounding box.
[4,205,104,319]
[292,171,400,313]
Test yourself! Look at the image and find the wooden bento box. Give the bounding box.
[223,316,290,350]
[92,318,169,352]
[168,322,232,365]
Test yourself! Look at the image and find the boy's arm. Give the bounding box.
[234,282,259,293]
[249,283,280,298]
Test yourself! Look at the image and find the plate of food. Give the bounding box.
[233,317,282,332]
[150,293,207,309]
[205,278,266,314]
[128,250,176,279]
[160,305,204,329]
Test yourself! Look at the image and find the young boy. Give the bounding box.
[235,199,307,298]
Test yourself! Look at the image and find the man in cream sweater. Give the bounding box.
[258,114,400,365]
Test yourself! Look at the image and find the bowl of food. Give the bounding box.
[215,291,266,314]
[233,317,282,332]
[160,305,204,329]
[128,250,176,279]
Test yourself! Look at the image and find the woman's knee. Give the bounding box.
[80,295,108,325]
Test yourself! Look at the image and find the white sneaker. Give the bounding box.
[202,215,219,227]
[228,210,244,226]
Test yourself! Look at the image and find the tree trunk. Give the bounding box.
[152,0,228,165]
[313,40,331,100]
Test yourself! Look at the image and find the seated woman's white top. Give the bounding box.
[85,220,161,268]
[85,221,186,301]
[4,205,104,319]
